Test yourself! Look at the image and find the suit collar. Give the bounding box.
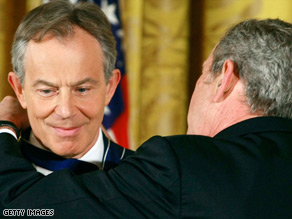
[215,117,292,138]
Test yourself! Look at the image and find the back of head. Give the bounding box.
[12,0,116,84]
[212,19,292,119]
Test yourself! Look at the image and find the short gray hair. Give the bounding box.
[11,0,116,84]
[212,19,292,119]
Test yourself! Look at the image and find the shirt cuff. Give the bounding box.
[0,128,18,140]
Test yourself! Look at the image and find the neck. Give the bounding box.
[208,104,259,137]
[188,82,261,137]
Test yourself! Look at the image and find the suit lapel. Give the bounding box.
[102,132,127,171]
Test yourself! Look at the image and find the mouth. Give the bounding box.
[52,126,82,137]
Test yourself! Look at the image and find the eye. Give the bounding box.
[78,88,87,93]
[42,90,52,94]
[75,87,90,95]
[37,88,57,97]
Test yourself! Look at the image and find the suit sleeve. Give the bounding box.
[0,133,180,218]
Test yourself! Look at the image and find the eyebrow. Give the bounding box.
[32,80,57,87]
[70,78,99,87]
[32,77,99,87]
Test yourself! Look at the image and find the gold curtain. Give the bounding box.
[26,0,42,11]
[121,0,190,149]
[203,0,292,60]
[0,0,41,100]
[0,0,22,100]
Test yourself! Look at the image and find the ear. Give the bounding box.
[8,72,27,109]
[213,60,238,102]
[105,69,121,105]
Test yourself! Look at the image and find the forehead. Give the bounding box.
[28,27,102,55]
[24,27,105,83]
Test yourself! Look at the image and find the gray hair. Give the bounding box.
[212,18,292,119]
[11,0,116,84]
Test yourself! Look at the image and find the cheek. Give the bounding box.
[79,97,106,120]
[187,94,197,121]
[26,102,52,123]
[84,105,104,120]
[25,95,55,121]
[189,87,200,110]
[187,86,206,121]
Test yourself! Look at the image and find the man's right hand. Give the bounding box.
[0,96,29,130]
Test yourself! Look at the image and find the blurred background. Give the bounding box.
[1,0,292,150]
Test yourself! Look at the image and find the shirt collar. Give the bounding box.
[29,128,104,168]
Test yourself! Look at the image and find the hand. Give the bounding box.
[0,96,29,130]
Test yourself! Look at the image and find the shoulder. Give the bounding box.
[135,135,178,158]
[116,135,181,187]
[133,135,212,162]
[164,134,215,156]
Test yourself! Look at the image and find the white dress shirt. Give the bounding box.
[29,128,104,175]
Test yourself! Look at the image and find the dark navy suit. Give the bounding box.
[1,117,292,218]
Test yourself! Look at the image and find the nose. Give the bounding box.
[54,91,76,119]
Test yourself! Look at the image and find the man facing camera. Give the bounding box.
[4,0,132,175]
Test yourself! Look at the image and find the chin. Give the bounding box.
[49,143,79,158]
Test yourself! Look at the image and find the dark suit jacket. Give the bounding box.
[1,117,292,218]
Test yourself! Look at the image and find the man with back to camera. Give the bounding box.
[0,0,133,176]
[1,17,292,218]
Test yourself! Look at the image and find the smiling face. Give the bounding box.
[9,27,119,158]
